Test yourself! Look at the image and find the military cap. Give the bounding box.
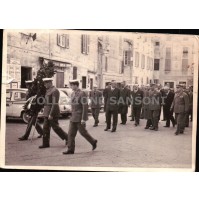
[176,84,183,88]
[25,80,33,84]
[69,79,79,83]
[42,78,53,82]
[133,84,139,87]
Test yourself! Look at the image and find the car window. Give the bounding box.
[6,92,12,101]
[14,92,27,101]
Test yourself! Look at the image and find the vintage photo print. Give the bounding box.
[0,30,198,171]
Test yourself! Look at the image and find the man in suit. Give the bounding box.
[39,78,68,148]
[63,80,97,155]
[149,83,161,131]
[104,80,120,132]
[131,84,143,126]
[90,85,103,127]
[162,86,175,128]
[18,80,43,141]
[143,84,153,129]
[170,84,189,135]
[118,81,130,125]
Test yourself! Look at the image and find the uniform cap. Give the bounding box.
[69,79,79,83]
[42,78,53,82]
[25,80,33,84]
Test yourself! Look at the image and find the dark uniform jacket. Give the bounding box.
[106,87,120,111]
[171,92,189,114]
[149,89,161,111]
[118,87,130,114]
[90,90,103,109]
[43,86,60,117]
[131,89,144,108]
[70,89,88,122]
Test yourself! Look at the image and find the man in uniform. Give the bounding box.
[149,83,161,131]
[170,84,189,135]
[90,84,103,127]
[39,78,68,148]
[104,80,120,132]
[131,84,143,126]
[18,80,43,140]
[118,81,130,125]
[63,80,97,155]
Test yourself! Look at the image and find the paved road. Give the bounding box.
[5,111,193,170]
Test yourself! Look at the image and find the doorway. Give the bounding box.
[21,67,32,88]
[56,71,64,88]
[82,76,87,89]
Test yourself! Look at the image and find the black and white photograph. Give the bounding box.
[0,30,198,171]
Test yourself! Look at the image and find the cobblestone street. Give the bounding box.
[5,111,193,170]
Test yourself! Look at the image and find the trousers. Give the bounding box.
[42,117,68,146]
[23,114,43,139]
[106,109,118,130]
[91,108,100,124]
[175,113,185,133]
[67,122,96,152]
[133,106,141,124]
[150,110,159,129]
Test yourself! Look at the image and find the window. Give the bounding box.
[155,42,160,46]
[147,56,150,70]
[82,76,87,89]
[81,34,90,54]
[150,58,153,71]
[123,50,131,66]
[154,79,159,84]
[165,47,171,71]
[57,34,69,48]
[154,59,160,71]
[73,67,77,79]
[135,77,138,84]
[135,52,139,67]
[141,54,145,69]
[14,92,26,101]
[182,47,189,72]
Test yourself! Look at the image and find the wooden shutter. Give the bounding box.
[87,35,90,54]
[57,34,61,46]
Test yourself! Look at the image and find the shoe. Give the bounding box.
[144,126,149,129]
[37,135,42,138]
[93,124,98,127]
[128,115,132,117]
[111,129,116,132]
[120,123,124,125]
[135,123,138,126]
[104,128,110,131]
[63,150,74,154]
[150,127,155,130]
[18,136,28,141]
[172,123,176,128]
[180,131,184,134]
[92,140,97,150]
[130,119,134,121]
[39,145,50,149]
[161,119,166,121]
[163,125,169,127]
[154,128,158,131]
[175,131,179,135]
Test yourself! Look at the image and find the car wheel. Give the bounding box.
[22,111,30,124]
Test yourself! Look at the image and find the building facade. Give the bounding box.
[152,34,196,88]
[6,31,196,90]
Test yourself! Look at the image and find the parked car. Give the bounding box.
[6,88,71,123]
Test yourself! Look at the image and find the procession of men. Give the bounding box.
[18,78,193,154]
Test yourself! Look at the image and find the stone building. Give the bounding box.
[152,34,197,88]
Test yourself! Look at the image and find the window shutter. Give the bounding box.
[87,35,90,54]
[57,34,60,46]
[66,34,69,48]
[81,35,84,53]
